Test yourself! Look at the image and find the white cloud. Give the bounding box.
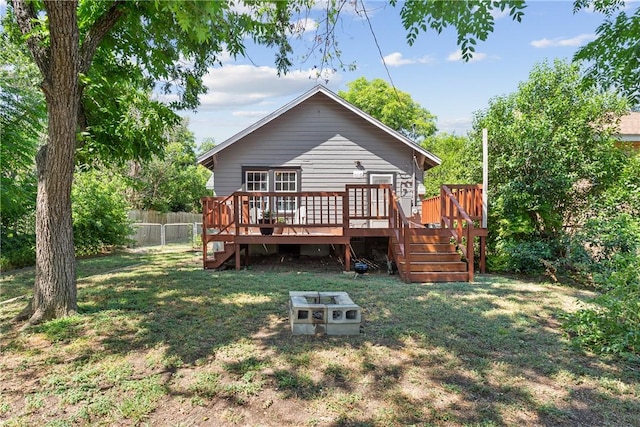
[437,117,473,135]
[446,50,490,63]
[383,52,435,67]
[383,52,415,67]
[530,33,595,48]
[196,64,342,110]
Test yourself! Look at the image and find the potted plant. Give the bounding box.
[259,210,274,235]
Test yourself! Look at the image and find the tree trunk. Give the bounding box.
[17,1,80,326]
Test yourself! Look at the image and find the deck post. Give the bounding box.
[343,190,351,271]
[235,242,241,270]
[479,235,486,273]
[201,198,208,268]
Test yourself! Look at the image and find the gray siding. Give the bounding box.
[212,93,424,213]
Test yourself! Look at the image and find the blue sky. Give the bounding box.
[183,1,623,146]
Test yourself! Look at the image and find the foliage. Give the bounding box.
[72,169,133,256]
[421,133,472,196]
[392,0,526,61]
[338,77,437,140]
[127,121,210,213]
[573,1,640,106]
[470,59,628,273]
[0,31,43,228]
[560,154,640,356]
[0,31,42,271]
[562,214,640,356]
[0,231,36,271]
[197,137,216,156]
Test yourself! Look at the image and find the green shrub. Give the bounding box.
[0,231,36,271]
[561,214,640,356]
[72,169,133,256]
[489,238,561,275]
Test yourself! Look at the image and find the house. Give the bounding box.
[618,112,640,150]
[198,85,440,216]
[197,85,486,282]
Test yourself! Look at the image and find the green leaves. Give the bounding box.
[338,77,437,140]
[392,0,526,61]
[471,59,629,273]
[574,6,640,106]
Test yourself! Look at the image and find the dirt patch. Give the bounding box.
[219,253,393,276]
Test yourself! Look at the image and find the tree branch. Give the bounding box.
[79,0,126,75]
[12,0,50,76]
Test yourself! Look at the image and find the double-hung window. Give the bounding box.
[274,171,297,212]
[245,171,269,212]
[244,168,299,215]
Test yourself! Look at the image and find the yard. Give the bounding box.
[1,246,638,426]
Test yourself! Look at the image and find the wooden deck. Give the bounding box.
[201,184,486,282]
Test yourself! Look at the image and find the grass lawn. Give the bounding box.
[1,246,638,426]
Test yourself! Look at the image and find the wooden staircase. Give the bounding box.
[203,238,236,269]
[390,229,469,283]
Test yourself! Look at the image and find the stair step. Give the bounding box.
[409,272,470,283]
[395,242,458,252]
[399,261,467,272]
[399,253,461,262]
[406,234,451,244]
[204,243,236,269]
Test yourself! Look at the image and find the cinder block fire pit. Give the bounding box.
[289,291,361,335]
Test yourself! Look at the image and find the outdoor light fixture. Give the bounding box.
[353,160,365,178]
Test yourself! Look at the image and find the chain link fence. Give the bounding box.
[128,211,203,248]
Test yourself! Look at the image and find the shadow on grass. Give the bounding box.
[2,250,638,426]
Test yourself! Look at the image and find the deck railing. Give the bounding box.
[201,184,394,235]
[422,184,483,225]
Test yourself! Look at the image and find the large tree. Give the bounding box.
[338,77,437,140]
[7,0,318,326]
[470,59,628,272]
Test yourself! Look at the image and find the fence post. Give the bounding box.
[161,224,166,246]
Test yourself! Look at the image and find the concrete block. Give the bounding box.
[291,323,327,335]
[289,291,361,335]
[328,307,361,324]
[326,323,361,335]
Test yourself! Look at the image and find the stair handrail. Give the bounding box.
[201,194,235,235]
[389,192,412,282]
[440,185,476,282]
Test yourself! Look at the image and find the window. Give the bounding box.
[275,171,297,212]
[243,168,300,214]
[245,171,269,192]
[245,171,269,212]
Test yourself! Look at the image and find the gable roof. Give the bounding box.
[197,85,441,170]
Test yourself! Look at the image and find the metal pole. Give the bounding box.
[482,128,488,229]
